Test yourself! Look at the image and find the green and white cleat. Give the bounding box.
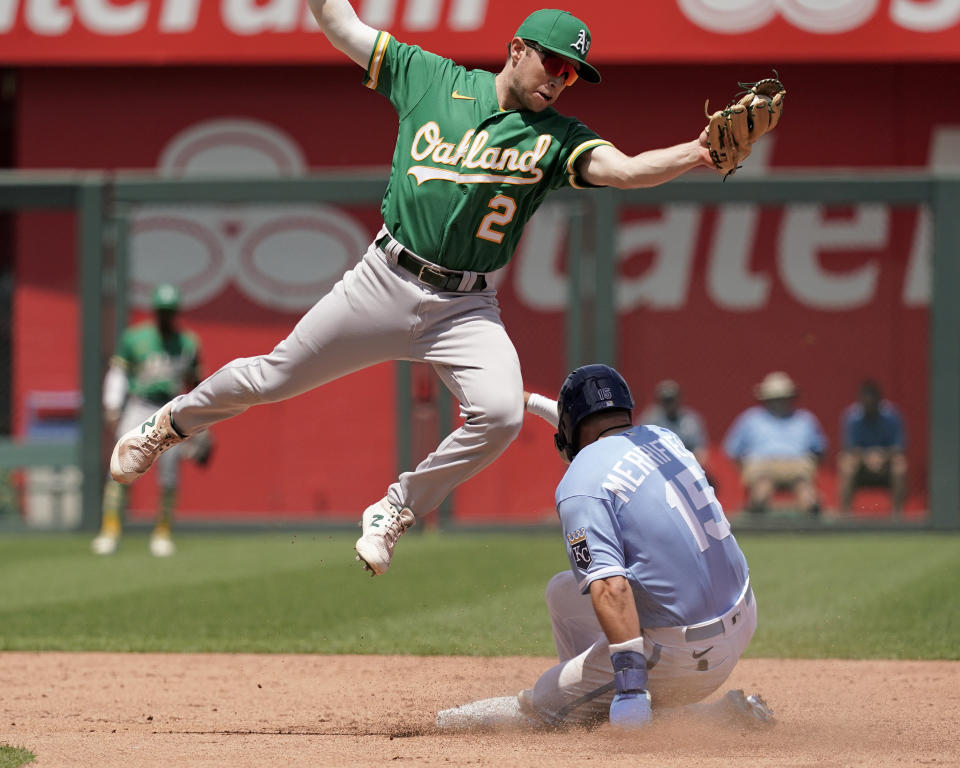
[354,498,415,576]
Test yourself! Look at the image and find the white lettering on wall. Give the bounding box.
[616,206,700,311]
[512,127,955,314]
[675,0,778,34]
[3,0,955,37]
[707,140,772,310]
[360,0,487,31]
[891,0,960,32]
[0,0,16,33]
[678,0,959,33]
[302,2,321,32]
[514,203,569,310]
[448,0,487,30]
[405,0,441,30]
[77,0,148,35]
[778,204,887,309]
[224,0,301,35]
[27,0,72,35]
[159,0,201,32]
[778,0,880,34]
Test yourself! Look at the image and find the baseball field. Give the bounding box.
[1,530,957,767]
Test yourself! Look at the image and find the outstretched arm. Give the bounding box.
[577,131,713,189]
[307,0,378,68]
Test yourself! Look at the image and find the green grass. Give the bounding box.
[0,746,34,768]
[0,531,956,659]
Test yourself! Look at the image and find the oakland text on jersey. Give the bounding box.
[409,123,553,185]
[601,431,687,503]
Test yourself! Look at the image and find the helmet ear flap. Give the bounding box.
[554,428,572,462]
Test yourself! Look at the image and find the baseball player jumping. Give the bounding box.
[110,2,716,576]
[439,366,773,730]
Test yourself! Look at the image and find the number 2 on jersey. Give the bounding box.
[664,465,732,552]
[476,194,517,244]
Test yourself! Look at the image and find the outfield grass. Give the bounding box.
[0,531,956,659]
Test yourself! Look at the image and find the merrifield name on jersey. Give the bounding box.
[409,122,553,185]
[602,438,676,503]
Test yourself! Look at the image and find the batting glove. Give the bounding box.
[609,638,651,729]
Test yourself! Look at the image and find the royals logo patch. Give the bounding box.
[566,527,592,567]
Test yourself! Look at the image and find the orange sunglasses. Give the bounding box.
[523,39,580,86]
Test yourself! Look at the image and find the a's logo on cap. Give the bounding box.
[571,29,589,55]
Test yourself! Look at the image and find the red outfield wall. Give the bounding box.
[13,60,956,521]
[8,0,959,521]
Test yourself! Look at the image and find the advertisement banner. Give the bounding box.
[2,0,960,64]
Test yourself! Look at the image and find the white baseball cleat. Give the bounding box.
[355,498,415,576]
[91,534,119,556]
[725,689,776,727]
[149,531,176,558]
[110,403,183,484]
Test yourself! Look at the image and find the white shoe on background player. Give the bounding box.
[110,403,184,484]
[355,498,415,576]
[724,689,776,726]
[149,529,176,558]
[91,533,119,556]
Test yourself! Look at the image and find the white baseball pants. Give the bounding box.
[168,235,524,516]
[529,570,758,725]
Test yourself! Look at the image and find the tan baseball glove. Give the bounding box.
[705,75,786,178]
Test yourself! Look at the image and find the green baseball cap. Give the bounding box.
[152,283,181,311]
[515,9,600,84]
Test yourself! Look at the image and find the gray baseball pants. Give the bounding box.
[169,235,524,516]
[529,571,757,724]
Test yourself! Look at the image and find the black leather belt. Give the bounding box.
[376,235,487,293]
[683,585,753,642]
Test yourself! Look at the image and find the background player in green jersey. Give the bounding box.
[110,3,715,576]
[92,284,205,557]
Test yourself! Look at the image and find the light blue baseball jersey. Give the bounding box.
[555,425,749,629]
[723,405,826,460]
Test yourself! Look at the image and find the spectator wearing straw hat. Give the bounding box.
[723,372,827,516]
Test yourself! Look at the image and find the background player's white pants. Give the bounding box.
[169,238,524,516]
[118,397,183,489]
[529,571,757,726]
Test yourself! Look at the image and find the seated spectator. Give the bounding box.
[723,371,827,516]
[638,379,709,469]
[837,380,908,518]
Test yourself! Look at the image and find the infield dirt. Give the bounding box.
[1,654,956,767]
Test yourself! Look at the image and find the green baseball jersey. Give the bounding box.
[364,31,612,273]
[112,321,200,404]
